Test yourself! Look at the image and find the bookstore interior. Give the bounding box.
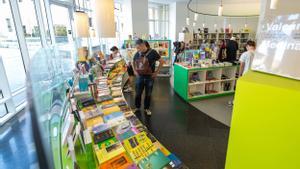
[0,0,299,169]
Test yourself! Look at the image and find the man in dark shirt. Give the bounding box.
[226,37,239,62]
[132,39,164,116]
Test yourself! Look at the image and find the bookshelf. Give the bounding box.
[174,63,238,101]
[192,32,251,58]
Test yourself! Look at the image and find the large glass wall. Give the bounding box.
[18,0,42,57]
[0,0,27,108]
[0,0,129,123]
[148,3,169,39]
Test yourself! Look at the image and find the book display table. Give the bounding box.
[59,59,188,169]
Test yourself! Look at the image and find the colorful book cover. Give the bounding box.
[99,153,136,169]
[97,137,118,149]
[92,123,110,134]
[93,129,114,144]
[123,132,157,163]
[138,149,171,169]
[112,121,137,141]
[103,112,124,123]
[94,142,125,164]
[113,97,125,102]
[101,100,115,106]
[167,154,183,168]
[127,115,142,127]
[153,142,171,156]
[116,101,127,107]
[85,116,104,129]
[102,106,121,115]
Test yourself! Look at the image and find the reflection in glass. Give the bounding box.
[0,0,27,93]
[28,46,75,168]
[18,0,42,57]
[50,5,72,44]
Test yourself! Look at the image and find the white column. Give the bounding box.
[123,0,149,39]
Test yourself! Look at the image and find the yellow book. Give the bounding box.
[95,142,125,164]
[86,116,104,129]
[123,132,157,163]
[102,106,121,115]
[101,100,115,106]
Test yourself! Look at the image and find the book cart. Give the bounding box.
[174,63,238,101]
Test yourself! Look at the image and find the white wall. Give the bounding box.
[122,0,149,38]
[131,0,149,37]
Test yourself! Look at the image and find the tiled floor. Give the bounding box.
[124,78,230,169]
[0,110,39,169]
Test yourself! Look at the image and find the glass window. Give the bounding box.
[0,104,8,118]
[0,0,26,93]
[148,3,169,39]
[50,5,73,44]
[13,90,26,107]
[39,0,51,44]
[149,8,153,20]
[18,0,42,57]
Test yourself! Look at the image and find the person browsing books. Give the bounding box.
[109,46,120,60]
[132,39,164,116]
[239,40,256,76]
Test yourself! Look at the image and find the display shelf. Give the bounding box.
[174,63,238,101]
[188,78,237,86]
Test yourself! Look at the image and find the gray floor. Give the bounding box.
[0,110,39,169]
[190,96,234,127]
[125,78,230,169]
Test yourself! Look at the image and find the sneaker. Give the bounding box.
[144,109,152,116]
[123,87,133,93]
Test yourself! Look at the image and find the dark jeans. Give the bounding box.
[135,75,154,109]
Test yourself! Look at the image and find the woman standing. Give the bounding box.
[217,40,226,62]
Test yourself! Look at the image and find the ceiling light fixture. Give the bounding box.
[194,13,198,21]
[270,0,278,10]
[194,0,198,21]
[186,17,190,25]
[74,0,89,37]
[218,0,223,16]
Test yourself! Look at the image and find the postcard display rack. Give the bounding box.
[59,58,187,169]
[173,63,238,101]
[123,40,171,77]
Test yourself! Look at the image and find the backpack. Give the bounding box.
[134,49,154,75]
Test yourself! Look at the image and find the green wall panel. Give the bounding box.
[173,64,189,100]
[225,71,300,169]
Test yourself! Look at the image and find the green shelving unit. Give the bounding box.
[174,63,238,101]
[123,40,172,77]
